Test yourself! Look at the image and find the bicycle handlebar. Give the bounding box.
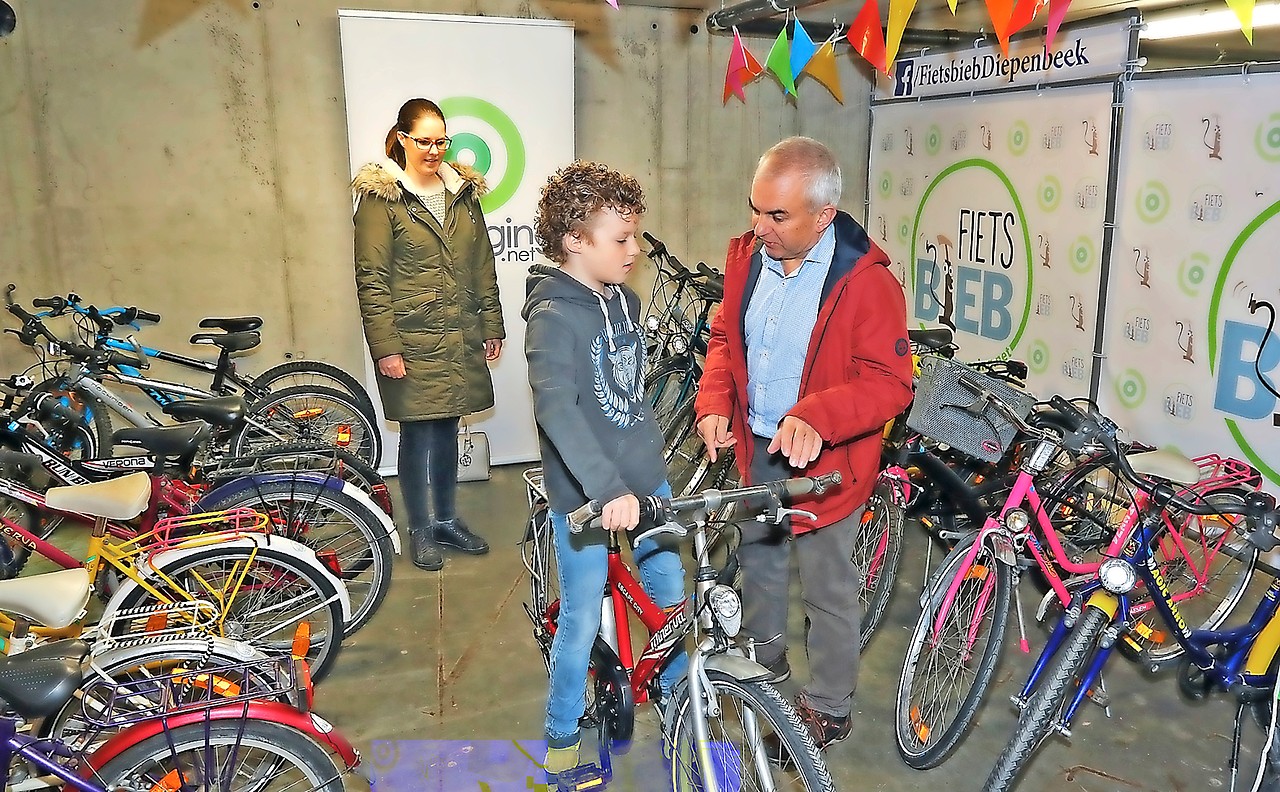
[568,472,842,533]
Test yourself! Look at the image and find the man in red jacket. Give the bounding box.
[695,136,913,749]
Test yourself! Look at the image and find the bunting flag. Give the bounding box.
[1044,0,1071,51]
[603,0,618,8]
[947,0,959,14]
[847,0,889,74]
[985,0,1016,54]
[802,39,844,102]
[723,27,765,103]
[1006,0,1042,40]
[764,25,797,95]
[885,0,919,66]
[1227,0,1256,42]
[790,18,819,80]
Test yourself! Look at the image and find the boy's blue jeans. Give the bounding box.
[545,482,689,747]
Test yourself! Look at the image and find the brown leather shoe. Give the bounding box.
[793,696,851,749]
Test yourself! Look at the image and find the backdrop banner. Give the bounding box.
[1098,71,1280,488]
[338,10,573,472]
[868,83,1115,399]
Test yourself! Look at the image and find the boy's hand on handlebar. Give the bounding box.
[377,354,406,379]
[768,416,822,469]
[602,493,640,533]
[697,415,737,463]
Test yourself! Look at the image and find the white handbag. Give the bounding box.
[457,421,491,482]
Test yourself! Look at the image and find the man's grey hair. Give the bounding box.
[755,136,842,211]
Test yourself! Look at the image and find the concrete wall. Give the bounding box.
[0,0,874,384]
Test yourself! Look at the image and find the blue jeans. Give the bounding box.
[545,482,689,747]
[398,418,459,527]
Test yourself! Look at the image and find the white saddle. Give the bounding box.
[1126,448,1200,486]
[45,472,151,520]
[0,568,90,628]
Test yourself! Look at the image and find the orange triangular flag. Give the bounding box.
[802,40,844,103]
[885,0,919,67]
[723,27,765,103]
[986,0,1016,54]
[1006,0,1042,40]
[1226,0,1256,42]
[848,0,889,74]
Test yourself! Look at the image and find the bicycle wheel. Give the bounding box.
[92,719,344,792]
[645,356,698,431]
[984,606,1110,792]
[0,489,36,579]
[1135,488,1258,666]
[217,441,387,503]
[664,401,725,497]
[235,385,381,468]
[895,536,1012,769]
[251,360,378,427]
[667,670,836,792]
[108,545,345,681]
[199,480,393,636]
[522,500,558,669]
[44,638,289,753]
[855,481,905,651]
[17,378,112,458]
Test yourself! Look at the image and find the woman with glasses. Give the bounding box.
[352,98,505,571]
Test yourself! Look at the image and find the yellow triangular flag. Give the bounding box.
[947,0,959,12]
[801,40,843,103]
[1226,0,1255,42]
[885,0,919,66]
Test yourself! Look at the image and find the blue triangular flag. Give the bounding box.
[789,19,818,81]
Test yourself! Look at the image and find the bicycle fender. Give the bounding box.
[338,481,401,554]
[99,535,353,625]
[195,472,344,510]
[704,653,771,683]
[81,701,361,775]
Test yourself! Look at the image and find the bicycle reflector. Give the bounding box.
[292,623,312,659]
[336,424,352,447]
[292,407,325,420]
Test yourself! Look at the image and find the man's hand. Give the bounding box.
[768,415,823,468]
[377,354,406,379]
[696,414,737,463]
[601,493,641,533]
[484,339,503,361]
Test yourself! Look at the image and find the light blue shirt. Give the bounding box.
[744,224,836,438]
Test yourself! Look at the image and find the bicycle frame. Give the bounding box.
[0,716,107,792]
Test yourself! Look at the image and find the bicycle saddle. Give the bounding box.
[909,327,955,350]
[189,331,261,354]
[1126,447,1201,486]
[46,472,151,520]
[0,638,90,719]
[0,568,90,629]
[199,315,263,333]
[113,422,209,462]
[163,395,246,428]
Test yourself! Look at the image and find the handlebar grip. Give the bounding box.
[1047,395,1087,432]
[135,309,161,324]
[775,471,843,499]
[32,296,65,312]
[696,262,721,278]
[32,392,79,424]
[568,499,602,533]
[106,349,144,369]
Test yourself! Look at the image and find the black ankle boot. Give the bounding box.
[431,517,490,555]
[408,525,445,570]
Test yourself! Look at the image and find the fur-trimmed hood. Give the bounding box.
[351,159,488,201]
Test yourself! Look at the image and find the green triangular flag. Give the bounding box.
[765,26,796,95]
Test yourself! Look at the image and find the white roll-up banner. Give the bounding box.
[338,10,573,473]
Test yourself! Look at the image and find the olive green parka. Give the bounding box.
[352,160,505,422]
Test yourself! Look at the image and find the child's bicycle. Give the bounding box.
[521,469,841,791]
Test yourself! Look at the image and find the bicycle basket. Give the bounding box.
[906,355,1036,463]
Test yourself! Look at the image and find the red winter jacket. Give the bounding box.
[695,212,914,534]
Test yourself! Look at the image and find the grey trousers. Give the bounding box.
[740,436,863,718]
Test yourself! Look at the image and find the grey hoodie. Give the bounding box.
[522,265,666,514]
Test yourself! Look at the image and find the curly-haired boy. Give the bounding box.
[523,161,688,775]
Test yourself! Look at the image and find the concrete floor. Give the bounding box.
[318,465,1278,791]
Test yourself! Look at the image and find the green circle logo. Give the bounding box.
[1008,122,1030,156]
[1038,176,1062,212]
[897,217,911,244]
[1136,181,1170,224]
[1028,340,1050,374]
[926,125,942,156]
[1070,236,1096,274]
[1178,252,1211,297]
[1256,113,1280,162]
[1115,369,1147,408]
[438,96,525,213]
[878,172,893,199]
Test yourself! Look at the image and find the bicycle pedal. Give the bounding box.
[1086,687,1111,708]
[556,764,608,791]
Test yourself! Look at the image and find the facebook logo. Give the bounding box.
[894,60,915,97]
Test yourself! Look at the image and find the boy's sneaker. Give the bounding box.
[793,696,851,749]
[544,738,581,777]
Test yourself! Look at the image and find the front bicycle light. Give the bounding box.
[1099,558,1138,594]
[707,585,742,637]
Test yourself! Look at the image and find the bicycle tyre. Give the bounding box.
[0,491,35,579]
[107,544,345,681]
[44,637,289,753]
[17,378,112,458]
[984,606,1110,792]
[199,480,393,636]
[667,671,836,792]
[663,400,723,497]
[251,360,378,427]
[92,719,344,792]
[523,501,558,670]
[235,384,381,468]
[895,536,1012,769]
[215,441,389,511]
[645,355,698,431]
[855,481,905,651]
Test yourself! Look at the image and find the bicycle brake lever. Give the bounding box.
[631,520,688,545]
[756,507,818,525]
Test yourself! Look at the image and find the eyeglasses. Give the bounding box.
[398,132,451,152]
